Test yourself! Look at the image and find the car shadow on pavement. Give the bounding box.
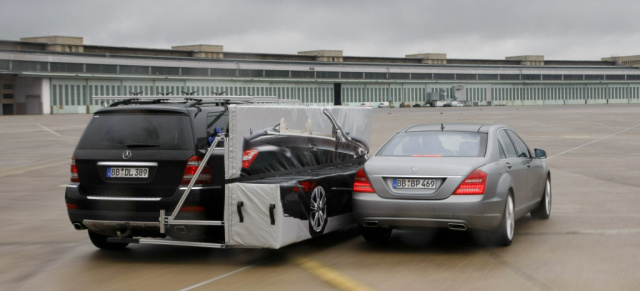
[355,228,505,254]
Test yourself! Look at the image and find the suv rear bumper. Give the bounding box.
[65,183,223,229]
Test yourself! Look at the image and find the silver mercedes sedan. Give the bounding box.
[352,123,551,246]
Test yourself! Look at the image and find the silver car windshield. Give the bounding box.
[378,131,487,157]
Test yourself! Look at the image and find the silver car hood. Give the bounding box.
[364,156,488,200]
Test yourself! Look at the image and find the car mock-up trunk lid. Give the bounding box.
[364,156,487,200]
[73,111,196,198]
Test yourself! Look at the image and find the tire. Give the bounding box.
[359,226,392,243]
[491,194,515,247]
[308,186,327,236]
[531,178,552,219]
[88,231,129,250]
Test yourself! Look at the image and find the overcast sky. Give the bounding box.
[2,0,639,60]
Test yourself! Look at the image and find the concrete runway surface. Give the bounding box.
[1,105,639,290]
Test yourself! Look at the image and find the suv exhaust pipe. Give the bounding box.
[448,223,467,231]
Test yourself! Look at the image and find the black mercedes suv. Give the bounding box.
[66,98,230,249]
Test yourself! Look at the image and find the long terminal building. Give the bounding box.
[1,35,640,115]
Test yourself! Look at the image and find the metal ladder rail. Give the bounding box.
[160,134,226,233]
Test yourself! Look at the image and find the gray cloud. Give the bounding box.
[2,0,639,60]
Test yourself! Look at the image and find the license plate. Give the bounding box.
[393,178,436,189]
[107,167,149,178]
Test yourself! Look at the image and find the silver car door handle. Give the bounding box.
[526,163,531,168]
[505,162,512,169]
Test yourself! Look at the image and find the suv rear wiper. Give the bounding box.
[125,143,160,148]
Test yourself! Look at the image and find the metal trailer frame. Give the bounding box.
[106,134,230,248]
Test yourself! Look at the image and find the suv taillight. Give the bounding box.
[70,155,79,183]
[242,149,259,169]
[181,156,213,185]
[353,168,375,193]
[453,169,487,195]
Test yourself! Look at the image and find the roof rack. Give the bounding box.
[92,95,300,107]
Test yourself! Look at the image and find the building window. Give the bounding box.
[151,67,180,75]
[434,73,455,80]
[86,64,118,74]
[626,75,640,80]
[456,74,476,80]
[265,70,290,78]
[0,60,9,70]
[50,62,84,73]
[2,84,13,90]
[210,68,237,77]
[411,73,433,80]
[584,75,605,81]
[12,61,47,72]
[365,72,387,80]
[316,71,339,79]
[238,70,263,78]
[181,67,209,76]
[389,73,410,80]
[2,93,13,99]
[563,75,583,81]
[605,75,625,81]
[478,74,499,81]
[341,72,364,79]
[120,65,149,75]
[542,74,562,81]
[499,74,520,81]
[522,74,541,81]
[291,71,315,78]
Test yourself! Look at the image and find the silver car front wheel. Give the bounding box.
[531,178,552,219]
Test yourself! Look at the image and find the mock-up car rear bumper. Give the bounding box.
[352,192,504,230]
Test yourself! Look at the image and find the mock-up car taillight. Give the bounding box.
[70,155,79,183]
[242,149,259,169]
[454,169,487,195]
[353,168,375,193]
[181,156,213,185]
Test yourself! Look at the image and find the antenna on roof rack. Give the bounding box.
[441,123,445,132]
[130,91,143,96]
[159,92,173,96]
[182,91,197,96]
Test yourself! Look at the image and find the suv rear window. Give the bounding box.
[378,131,487,157]
[76,113,194,150]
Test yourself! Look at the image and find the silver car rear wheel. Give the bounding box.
[491,194,514,246]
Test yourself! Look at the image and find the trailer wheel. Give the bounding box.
[309,186,327,236]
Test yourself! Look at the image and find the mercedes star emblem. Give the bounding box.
[122,150,132,160]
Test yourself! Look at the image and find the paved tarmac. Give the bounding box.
[1,105,639,291]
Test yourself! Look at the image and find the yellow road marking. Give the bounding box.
[294,256,376,291]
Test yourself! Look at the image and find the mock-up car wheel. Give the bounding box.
[492,194,514,247]
[88,231,129,250]
[309,186,327,236]
[531,178,552,219]
[359,226,392,243]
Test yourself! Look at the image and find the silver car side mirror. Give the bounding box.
[535,148,547,159]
